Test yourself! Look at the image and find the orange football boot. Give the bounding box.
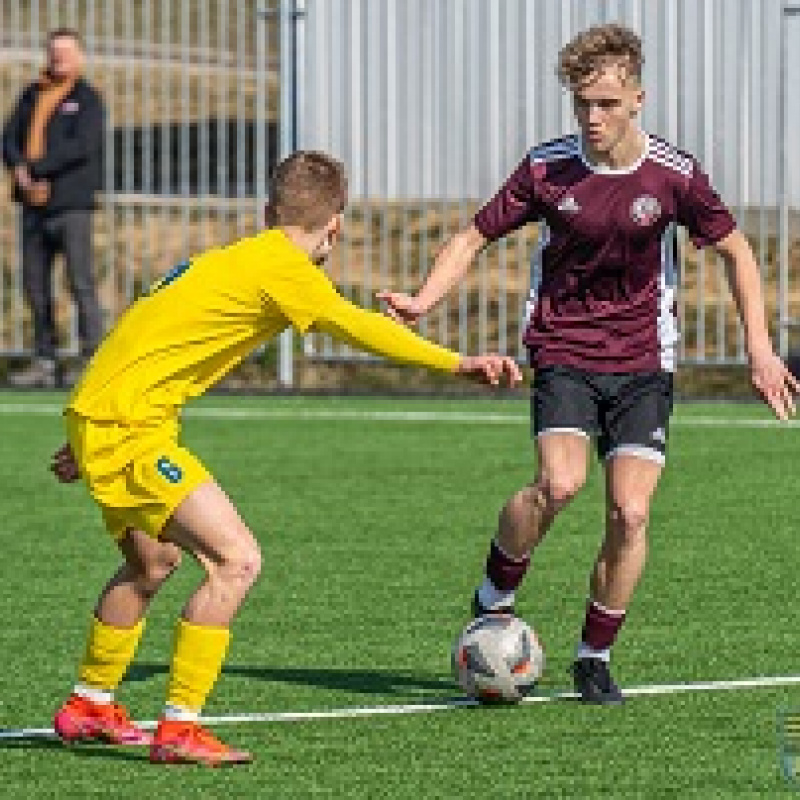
[149,720,252,766]
[54,694,152,745]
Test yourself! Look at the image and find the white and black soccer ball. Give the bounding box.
[452,614,544,703]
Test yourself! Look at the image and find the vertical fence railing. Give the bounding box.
[277,0,300,385]
[778,1,800,359]
[0,0,796,377]
[0,0,279,363]
[300,0,792,370]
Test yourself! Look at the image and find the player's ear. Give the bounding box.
[631,88,644,116]
[326,212,343,243]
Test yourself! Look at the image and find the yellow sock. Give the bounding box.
[165,619,230,714]
[78,616,145,692]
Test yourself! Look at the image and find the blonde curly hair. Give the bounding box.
[558,24,643,89]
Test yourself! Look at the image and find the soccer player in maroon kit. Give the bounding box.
[379,24,799,703]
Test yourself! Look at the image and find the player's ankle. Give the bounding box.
[484,539,530,594]
[72,683,114,704]
[580,599,626,653]
[476,578,516,612]
[162,703,200,723]
[575,642,611,663]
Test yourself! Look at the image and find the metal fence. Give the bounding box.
[301,0,800,369]
[2,0,800,384]
[0,0,283,359]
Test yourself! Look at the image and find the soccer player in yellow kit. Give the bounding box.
[50,151,521,765]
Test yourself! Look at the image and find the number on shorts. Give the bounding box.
[156,456,183,484]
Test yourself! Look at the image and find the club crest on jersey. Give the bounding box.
[630,195,661,226]
[557,194,581,214]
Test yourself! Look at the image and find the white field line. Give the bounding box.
[0,402,796,427]
[3,674,800,741]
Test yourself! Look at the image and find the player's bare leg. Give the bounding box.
[166,481,262,627]
[500,433,591,555]
[572,454,663,704]
[593,455,662,609]
[150,480,261,765]
[474,433,590,614]
[55,530,180,746]
[96,530,183,627]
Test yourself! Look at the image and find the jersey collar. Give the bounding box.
[578,132,648,175]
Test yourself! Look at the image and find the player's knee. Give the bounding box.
[156,544,183,578]
[608,498,649,540]
[219,541,262,589]
[540,473,585,508]
[241,544,263,585]
[138,544,182,594]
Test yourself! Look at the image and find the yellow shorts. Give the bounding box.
[65,411,211,540]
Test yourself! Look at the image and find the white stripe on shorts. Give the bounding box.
[536,427,591,439]
[603,444,665,466]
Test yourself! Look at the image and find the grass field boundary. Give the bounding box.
[3,674,800,741]
[0,402,797,428]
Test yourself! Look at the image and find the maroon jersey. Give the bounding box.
[474,133,736,372]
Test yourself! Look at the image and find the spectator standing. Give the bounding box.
[3,28,105,387]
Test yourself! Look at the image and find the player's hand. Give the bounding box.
[749,346,800,421]
[51,442,80,483]
[14,165,32,191]
[25,180,50,206]
[456,355,522,388]
[376,292,426,326]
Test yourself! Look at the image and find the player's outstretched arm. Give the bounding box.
[51,442,80,483]
[378,151,539,326]
[715,229,800,419]
[377,224,487,326]
[314,294,521,387]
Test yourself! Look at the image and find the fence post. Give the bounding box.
[778,1,800,359]
[276,0,304,388]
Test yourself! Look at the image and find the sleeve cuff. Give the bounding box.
[472,210,495,242]
[691,217,736,249]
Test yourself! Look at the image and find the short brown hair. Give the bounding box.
[557,24,643,89]
[267,151,347,231]
[47,27,84,48]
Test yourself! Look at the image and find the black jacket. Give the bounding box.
[2,77,105,214]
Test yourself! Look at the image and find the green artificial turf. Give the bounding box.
[0,391,797,797]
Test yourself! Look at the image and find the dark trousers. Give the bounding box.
[21,207,102,359]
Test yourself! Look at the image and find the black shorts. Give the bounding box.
[531,366,674,464]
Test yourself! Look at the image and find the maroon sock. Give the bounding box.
[485,539,530,591]
[580,599,626,651]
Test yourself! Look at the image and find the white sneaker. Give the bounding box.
[8,357,57,388]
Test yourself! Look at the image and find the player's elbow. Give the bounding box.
[454,224,487,260]
[714,228,750,264]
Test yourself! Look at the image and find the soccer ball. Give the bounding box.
[451,614,544,703]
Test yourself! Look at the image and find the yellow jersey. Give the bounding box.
[68,228,460,423]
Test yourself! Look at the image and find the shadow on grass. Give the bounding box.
[0,736,63,751]
[126,662,455,696]
[0,736,148,763]
[54,744,150,763]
